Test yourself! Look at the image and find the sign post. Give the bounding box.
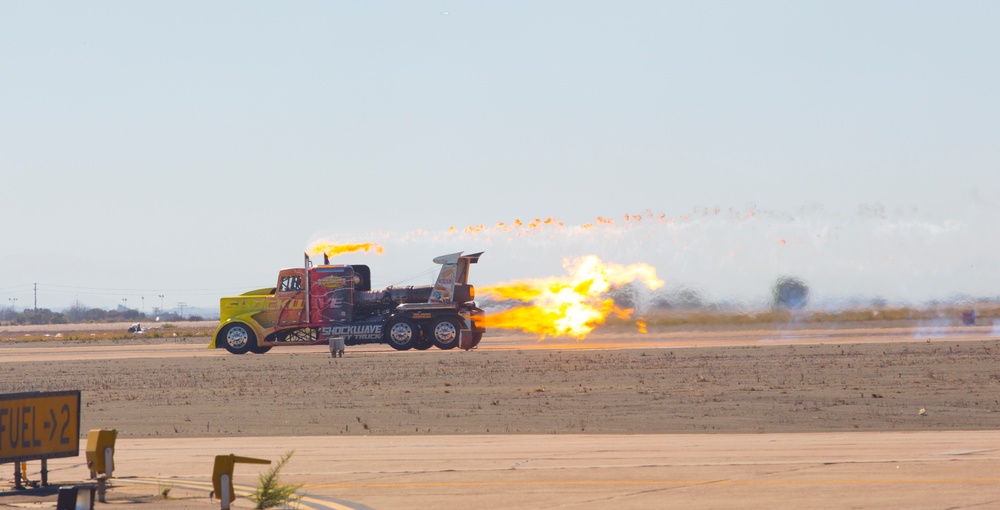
[0,391,81,489]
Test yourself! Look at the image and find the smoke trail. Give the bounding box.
[310,203,999,307]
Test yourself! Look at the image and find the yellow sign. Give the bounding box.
[0,391,81,463]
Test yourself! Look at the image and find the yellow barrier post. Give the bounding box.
[85,429,117,502]
[211,454,271,510]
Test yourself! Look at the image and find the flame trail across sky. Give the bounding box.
[308,203,999,318]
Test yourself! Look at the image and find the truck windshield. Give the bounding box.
[279,275,302,292]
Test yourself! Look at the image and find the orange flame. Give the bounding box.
[307,241,385,259]
[445,216,565,238]
[480,256,663,339]
[398,207,773,242]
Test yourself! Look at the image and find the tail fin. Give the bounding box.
[428,251,483,303]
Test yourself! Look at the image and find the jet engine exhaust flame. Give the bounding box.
[307,242,385,259]
[480,255,664,339]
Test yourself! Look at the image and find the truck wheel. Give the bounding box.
[250,345,272,354]
[385,317,420,351]
[429,317,462,350]
[219,323,255,355]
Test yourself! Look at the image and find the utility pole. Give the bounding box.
[178,302,187,318]
[159,295,164,313]
[33,283,37,312]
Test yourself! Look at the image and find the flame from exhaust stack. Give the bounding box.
[307,241,385,259]
[480,256,663,339]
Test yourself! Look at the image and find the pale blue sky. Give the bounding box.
[2,2,998,312]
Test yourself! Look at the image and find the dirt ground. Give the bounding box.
[2,325,1000,508]
[1,331,998,437]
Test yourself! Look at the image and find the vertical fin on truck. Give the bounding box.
[455,251,483,285]
[429,251,483,303]
[429,252,461,303]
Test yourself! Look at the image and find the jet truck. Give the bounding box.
[210,251,486,354]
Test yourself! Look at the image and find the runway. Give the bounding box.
[32,432,1000,509]
[0,324,994,363]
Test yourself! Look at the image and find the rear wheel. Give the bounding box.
[429,317,463,350]
[219,323,255,355]
[385,317,421,351]
[461,331,483,350]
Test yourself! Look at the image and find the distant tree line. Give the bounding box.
[1,305,203,325]
[602,276,812,312]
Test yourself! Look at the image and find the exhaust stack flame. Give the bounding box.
[307,241,385,259]
[480,256,663,339]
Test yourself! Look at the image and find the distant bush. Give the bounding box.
[649,286,707,310]
[772,276,810,310]
[14,308,66,325]
[8,305,152,325]
[608,283,639,309]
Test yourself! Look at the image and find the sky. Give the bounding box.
[2,1,999,314]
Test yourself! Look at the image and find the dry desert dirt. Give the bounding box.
[1,321,999,508]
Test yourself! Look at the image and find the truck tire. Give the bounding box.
[250,345,272,354]
[413,336,433,350]
[219,323,255,355]
[385,317,420,351]
[428,317,462,350]
[468,332,483,349]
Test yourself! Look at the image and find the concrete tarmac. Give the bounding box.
[1,323,995,363]
[31,432,1000,509]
